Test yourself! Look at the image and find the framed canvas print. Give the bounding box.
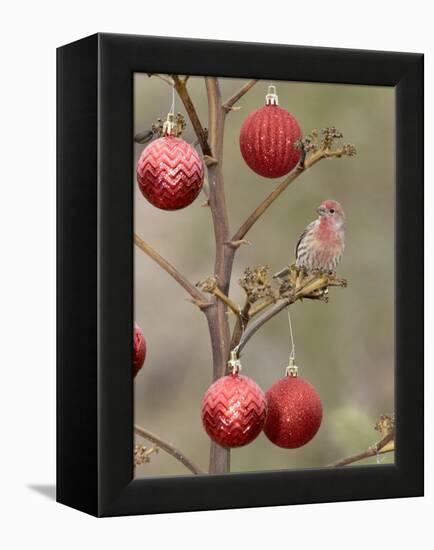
[57,33,424,517]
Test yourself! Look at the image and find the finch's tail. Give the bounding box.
[273,266,290,280]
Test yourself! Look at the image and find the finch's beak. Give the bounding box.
[317,206,327,216]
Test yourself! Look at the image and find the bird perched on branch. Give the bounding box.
[274,199,345,279]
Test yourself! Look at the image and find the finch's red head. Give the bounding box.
[317,200,344,220]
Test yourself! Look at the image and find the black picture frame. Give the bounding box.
[57,33,424,517]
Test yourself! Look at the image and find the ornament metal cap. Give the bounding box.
[285,357,299,377]
[163,112,177,136]
[265,85,279,106]
[227,350,242,374]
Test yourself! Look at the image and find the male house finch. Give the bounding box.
[274,199,345,278]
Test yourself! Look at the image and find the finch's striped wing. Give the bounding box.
[295,220,317,261]
[274,220,317,279]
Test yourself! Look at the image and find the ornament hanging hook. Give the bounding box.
[227,349,242,374]
[265,84,279,106]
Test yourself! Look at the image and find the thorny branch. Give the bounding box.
[204,77,233,473]
[327,434,394,467]
[134,424,204,475]
[172,75,213,158]
[230,300,251,351]
[147,73,175,86]
[197,276,241,317]
[222,80,258,112]
[134,233,210,309]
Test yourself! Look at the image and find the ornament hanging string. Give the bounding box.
[229,307,246,373]
[287,307,295,363]
[169,84,175,115]
[286,307,298,376]
[376,448,385,464]
[232,307,246,357]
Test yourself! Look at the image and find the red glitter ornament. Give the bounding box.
[201,354,267,448]
[137,114,204,210]
[133,323,146,377]
[239,85,302,178]
[264,367,322,448]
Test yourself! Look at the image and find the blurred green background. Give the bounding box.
[133,74,395,476]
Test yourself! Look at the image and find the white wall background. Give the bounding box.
[0,1,431,548]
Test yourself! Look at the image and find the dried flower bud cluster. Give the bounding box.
[295,129,319,153]
[321,126,343,149]
[134,444,159,466]
[341,144,357,156]
[375,414,395,436]
[295,127,357,160]
[276,265,347,303]
[239,265,277,304]
[196,275,218,293]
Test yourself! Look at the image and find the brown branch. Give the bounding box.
[237,298,293,354]
[295,274,329,296]
[222,79,258,112]
[134,424,204,475]
[147,73,175,86]
[328,433,395,468]
[225,239,250,249]
[231,144,348,243]
[172,75,212,157]
[229,300,251,351]
[232,163,304,242]
[205,76,231,330]
[236,271,345,354]
[134,233,209,307]
[230,264,277,351]
[204,77,232,474]
[248,296,276,318]
[214,292,240,317]
[197,276,241,317]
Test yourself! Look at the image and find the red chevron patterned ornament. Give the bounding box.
[201,352,267,448]
[133,322,146,378]
[137,113,204,210]
[264,361,322,448]
[239,85,302,178]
